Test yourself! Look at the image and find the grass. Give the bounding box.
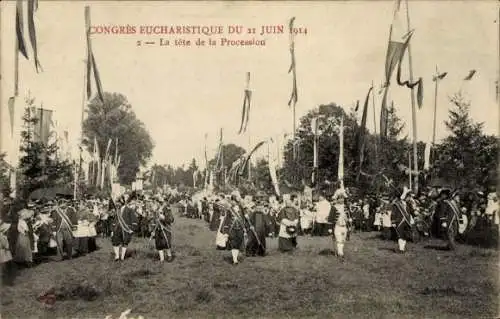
[1,216,498,319]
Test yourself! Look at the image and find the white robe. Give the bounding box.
[315,200,331,224]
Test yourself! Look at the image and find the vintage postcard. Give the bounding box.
[0,1,498,318]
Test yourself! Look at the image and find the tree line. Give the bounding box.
[1,90,497,200]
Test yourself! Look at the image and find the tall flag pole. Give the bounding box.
[371,80,379,170]
[355,86,373,180]
[432,65,447,145]
[7,0,42,198]
[204,133,209,189]
[408,151,412,190]
[85,6,104,103]
[310,117,319,186]
[338,114,345,190]
[268,138,281,196]
[404,0,420,193]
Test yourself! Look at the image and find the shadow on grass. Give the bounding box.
[420,286,466,296]
[53,282,103,301]
[423,245,451,251]
[318,249,335,256]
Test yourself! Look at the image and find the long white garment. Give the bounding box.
[382,212,392,227]
[363,204,370,219]
[279,218,298,238]
[334,204,347,227]
[300,209,314,229]
[315,200,331,223]
[17,220,29,234]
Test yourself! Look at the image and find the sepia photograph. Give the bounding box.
[0,0,498,318]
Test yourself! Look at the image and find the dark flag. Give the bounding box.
[85,6,104,103]
[16,0,28,59]
[16,0,42,71]
[381,0,424,129]
[238,141,267,177]
[433,72,447,81]
[464,69,476,81]
[27,0,42,72]
[355,86,373,177]
[354,100,360,112]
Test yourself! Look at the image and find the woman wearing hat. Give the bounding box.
[0,219,12,264]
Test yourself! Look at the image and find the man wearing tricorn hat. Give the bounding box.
[111,192,139,261]
[152,196,175,262]
[330,187,349,262]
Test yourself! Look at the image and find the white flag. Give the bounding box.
[424,142,431,170]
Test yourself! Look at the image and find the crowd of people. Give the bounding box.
[0,183,498,277]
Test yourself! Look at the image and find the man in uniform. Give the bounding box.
[111,193,138,261]
[50,198,78,261]
[245,200,268,257]
[331,187,349,262]
[153,196,175,262]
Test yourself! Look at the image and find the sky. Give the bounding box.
[1,1,498,169]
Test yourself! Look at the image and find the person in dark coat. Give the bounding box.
[209,199,223,231]
[50,200,77,261]
[245,202,268,257]
[111,194,138,261]
[153,197,175,262]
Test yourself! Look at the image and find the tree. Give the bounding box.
[208,144,246,169]
[207,143,246,187]
[433,92,498,190]
[18,97,73,199]
[282,103,359,190]
[0,153,11,197]
[254,158,273,193]
[83,92,154,185]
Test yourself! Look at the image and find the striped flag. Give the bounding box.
[85,6,104,103]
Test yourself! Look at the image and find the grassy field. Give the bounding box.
[1,215,498,319]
